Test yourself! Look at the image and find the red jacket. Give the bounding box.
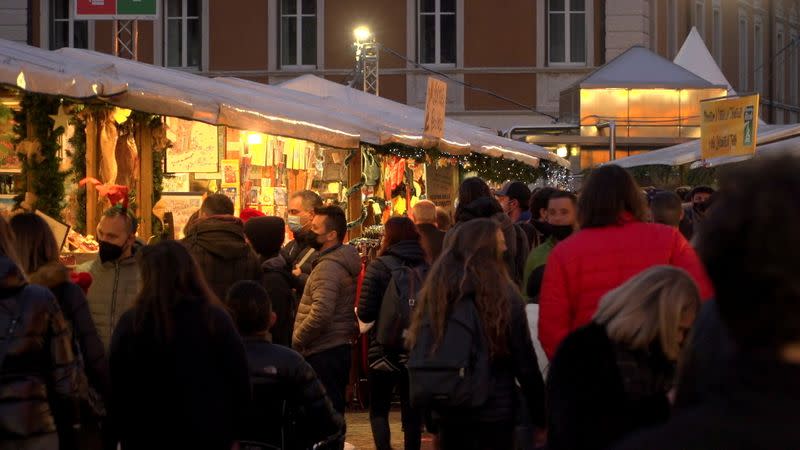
[538,217,714,359]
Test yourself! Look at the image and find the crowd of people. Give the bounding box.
[0,154,798,450]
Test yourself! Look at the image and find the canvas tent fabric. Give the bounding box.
[242,74,568,168]
[573,46,727,89]
[613,123,800,168]
[0,38,126,98]
[673,27,734,94]
[54,48,363,149]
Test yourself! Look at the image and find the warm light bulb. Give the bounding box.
[16,72,25,90]
[556,146,568,158]
[247,133,263,145]
[354,26,372,43]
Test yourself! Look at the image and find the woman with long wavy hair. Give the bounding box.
[407,218,545,450]
[108,240,251,450]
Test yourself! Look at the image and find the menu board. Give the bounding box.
[155,193,204,239]
[165,117,219,173]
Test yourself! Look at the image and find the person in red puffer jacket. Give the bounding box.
[539,165,713,359]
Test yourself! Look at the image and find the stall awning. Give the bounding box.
[54,48,363,149]
[612,123,800,168]
[0,39,126,98]
[223,75,568,168]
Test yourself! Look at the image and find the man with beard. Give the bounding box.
[679,186,715,239]
[282,190,323,294]
[528,187,558,249]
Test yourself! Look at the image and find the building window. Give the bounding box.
[548,0,586,64]
[49,0,88,50]
[694,1,705,37]
[712,5,722,65]
[776,27,785,102]
[791,32,799,105]
[668,0,678,58]
[754,20,764,93]
[739,14,748,90]
[280,0,316,67]
[164,0,201,68]
[418,0,456,65]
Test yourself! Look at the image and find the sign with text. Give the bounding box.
[423,77,447,140]
[76,0,159,20]
[700,94,759,160]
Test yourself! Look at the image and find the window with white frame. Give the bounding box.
[548,0,586,64]
[694,0,705,37]
[668,0,678,58]
[418,0,456,65]
[791,32,799,105]
[280,0,317,67]
[739,14,748,90]
[49,0,88,50]
[776,26,784,102]
[164,0,201,68]
[754,19,764,93]
[712,4,722,64]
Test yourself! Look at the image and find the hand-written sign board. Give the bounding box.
[426,163,457,211]
[153,193,203,239]
[700,94,759,160]
[424,77,448,140]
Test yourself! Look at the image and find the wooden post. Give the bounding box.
[347,146,362,239]
[138,122,154,239]
[85,113,99,234]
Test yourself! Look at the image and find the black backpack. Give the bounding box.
[376,256,428,353]
[407,296,492,410]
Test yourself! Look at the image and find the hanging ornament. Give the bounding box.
[17,138,43,163]
[49,104,71,133]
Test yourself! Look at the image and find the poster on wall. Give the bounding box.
[0,195,14,217]
[165,117,220,173]
[221,159,240,187]
[162,173,191,193]
[426,163,457,211]
[0,107,20,173]
[155,193,204,239]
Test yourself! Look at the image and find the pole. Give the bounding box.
[609,120,617,161]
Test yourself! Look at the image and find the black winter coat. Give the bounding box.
[546,323,673,450]
[0,257,81,441]
[241,337,344,449]
[182,216,262,301]
[357,240,427,364]
[260,254,298,347]
[280,230,319,295]
[109,301,251,449]
[415,223,445,263]
[613,356,800,450]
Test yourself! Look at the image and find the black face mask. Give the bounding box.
[694,201,708,213]
[99,241,125,264]
[550,224,574,241]
[308,232,325,251]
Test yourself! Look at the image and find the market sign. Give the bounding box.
[700,94,759,160]
[423,77,447,140]
[75,0,159,20]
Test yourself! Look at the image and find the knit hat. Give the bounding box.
[240,207,265,223]
[244,216,286,257]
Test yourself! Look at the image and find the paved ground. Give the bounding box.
[344,410,435,450]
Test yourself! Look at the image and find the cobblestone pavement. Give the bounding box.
[344,410,435,450]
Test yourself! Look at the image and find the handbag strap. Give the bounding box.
[0,293,21,375]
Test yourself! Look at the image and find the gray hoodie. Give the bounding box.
[292,244,361,357]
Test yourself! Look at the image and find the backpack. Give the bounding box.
[375,256,428,353]
[407,296,492,410]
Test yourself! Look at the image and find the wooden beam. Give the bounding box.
[347,146,362,240]
[85,113,99,235]
[138,122,154,239]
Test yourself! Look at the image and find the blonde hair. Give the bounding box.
[412,200,437,225]
[593,266,700,360]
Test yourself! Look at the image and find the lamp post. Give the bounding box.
[353,26,379,96]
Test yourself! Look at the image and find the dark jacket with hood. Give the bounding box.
[260,254,297,347]
[281,230,319,295]
[415,223,445,263]
[182,216,262,301]
[547,323,673,450]
[445,197,530,288]
[357,240,428,364]
[28,262,110,403]
[241,336,344,449]
[293,244,361,358]
[0,257,82,441]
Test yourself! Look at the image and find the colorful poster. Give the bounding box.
[247,187,260,205]
[0,106,19,173]
[221,159,240,187]
[223,187,238,206]
[165,117,219,173]
[273,187,287,207]
[259,186,275,205]
[250,141,267,166]
[162,173,190,193]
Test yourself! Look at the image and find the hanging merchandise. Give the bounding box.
[384,156,407,200]
[362,147,381,186]
[98,109,119,186]
[114,130,139,189]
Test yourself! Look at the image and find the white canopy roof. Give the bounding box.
[0,39,126,98]
[245,74,568,168]
[613,123,800,168]
[674,27,734,94]
[54,48,362,149]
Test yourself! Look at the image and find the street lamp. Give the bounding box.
[353,26,379,95]
[354,26,372,43]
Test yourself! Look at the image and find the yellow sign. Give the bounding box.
[700,94,759,160]
[424,77,448,140]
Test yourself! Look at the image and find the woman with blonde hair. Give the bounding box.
[546,265,700,450]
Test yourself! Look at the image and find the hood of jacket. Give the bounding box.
[317,244,362,277]
[184,216,253,260]
[383,240,427,265]
[262,253,289,272]
[28,261,70,289]
[0,256,27,298]
[455,196,503,223]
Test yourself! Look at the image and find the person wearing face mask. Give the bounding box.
[281,190,323,295]
[496,181,538,250]
[79,206,142,349]
[293,206,360,449]
[679,186,715,240]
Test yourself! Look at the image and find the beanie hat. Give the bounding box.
[240,207,266,223]
[244,216,286,257]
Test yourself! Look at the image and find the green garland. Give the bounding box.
[628,164,718,189]
[68,108,87,233]
[13,94,68,218]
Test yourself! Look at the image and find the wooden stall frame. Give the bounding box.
[85,112,99,235]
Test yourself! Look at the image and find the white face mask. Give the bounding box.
[287,215,306,233]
